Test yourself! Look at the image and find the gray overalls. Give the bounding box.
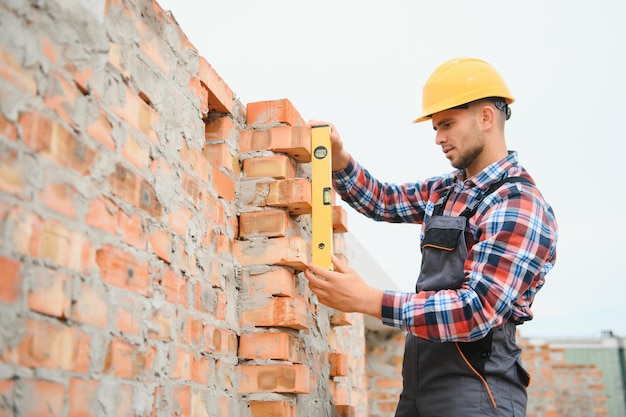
[394,177,531,417]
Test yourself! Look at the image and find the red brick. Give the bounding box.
[181,172,202,205]
[215,288,227,321]
[233,236,310,271]
[238,364,310,394]
[180,244,199,277]
[0,112,18,141]
[28,265,71,318]
[136,21,170,75]
[19,111,96,175]
[239,126,311,162]
[116,294,142,335]
[211,166,235,201]
[147,304,175,341]
[122,132,150,169]
[240,296,308,330]
[190,353,212,385]
[96,244,150,295]
[9,318,90,372]
[24,218,95,273]
[201,192,226,228]
[21,379,64,417]
[243,269,296,298]
[376,378,403,390]
[0,45,37,95]
[118,209,147,249]
[198,56,235,115]
[87,108,115,149]
[104,337,154,379]
[329,352,349,377]
[330,379,349,405]
[161,267,187,305]
[177,313,202,346]
[0,255,21,303]
[247,178,311,215]
[334,405,356,417]
[171,346,192,380]
[168,205,193,236]
[238,209,299,239]
[149,228,172,263]
[172,385,191,417]
[189,75,209,116]
[72,282,108,328]
[203,142,231,169]
[68,378,99,417]
[243,155,296,179]
[86,197,119,235]
[107,163,162,218]
[107,42,127,76]
[39,32,58,64]
[204,117,236,141]
[329,311,354,327]
[239,332,301,362]
[201,323,238,355]
[179,141,210,182]
[246,99,305,127]
[0,146,25,197]
[249,401,295,417]
[333,205,349,233]
[111,87,158,143]
[39,179,78,219]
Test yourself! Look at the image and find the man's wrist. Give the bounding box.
[332,151,351,172]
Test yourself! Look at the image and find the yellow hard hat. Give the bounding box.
[413,57,515,123]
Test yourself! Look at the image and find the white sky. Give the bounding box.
[157,0,626,338]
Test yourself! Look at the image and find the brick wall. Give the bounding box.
[0,0,364,416]
[365,331,405,417]
[520,338,609,417]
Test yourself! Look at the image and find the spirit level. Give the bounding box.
[311,125,333,269]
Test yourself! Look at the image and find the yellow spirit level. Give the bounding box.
[311,125,333,269]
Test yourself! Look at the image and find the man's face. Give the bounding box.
[431,108,486,176]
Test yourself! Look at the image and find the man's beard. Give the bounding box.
[452,125,485,171]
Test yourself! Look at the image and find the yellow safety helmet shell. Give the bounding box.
[413,57,515,123]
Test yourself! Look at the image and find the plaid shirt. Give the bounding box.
[332,151,558,342]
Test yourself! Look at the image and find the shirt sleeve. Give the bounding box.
[332,156,427,224]
[381,184,558,342]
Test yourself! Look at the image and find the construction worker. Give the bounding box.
[304,57,558,416]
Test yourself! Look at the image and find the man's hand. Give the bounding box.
[308,120,351,172]
[304,255,383,319]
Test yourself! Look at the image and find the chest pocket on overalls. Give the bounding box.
[417,215,468,292]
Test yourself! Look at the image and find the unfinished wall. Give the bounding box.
[0,0,365,416]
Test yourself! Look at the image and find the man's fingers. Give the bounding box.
[331,254,350,273]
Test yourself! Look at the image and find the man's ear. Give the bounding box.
[480,104,496,130]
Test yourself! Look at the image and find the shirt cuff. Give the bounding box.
[381,290,407,330]
[331,156,358,191]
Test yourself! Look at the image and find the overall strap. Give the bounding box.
[459,176,534,220]
[432,187,455,217]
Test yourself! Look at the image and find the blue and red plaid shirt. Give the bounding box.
[332,151,558,342]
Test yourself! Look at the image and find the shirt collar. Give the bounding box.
[453,151,519,189]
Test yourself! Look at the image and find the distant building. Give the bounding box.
[526,331,626,417]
